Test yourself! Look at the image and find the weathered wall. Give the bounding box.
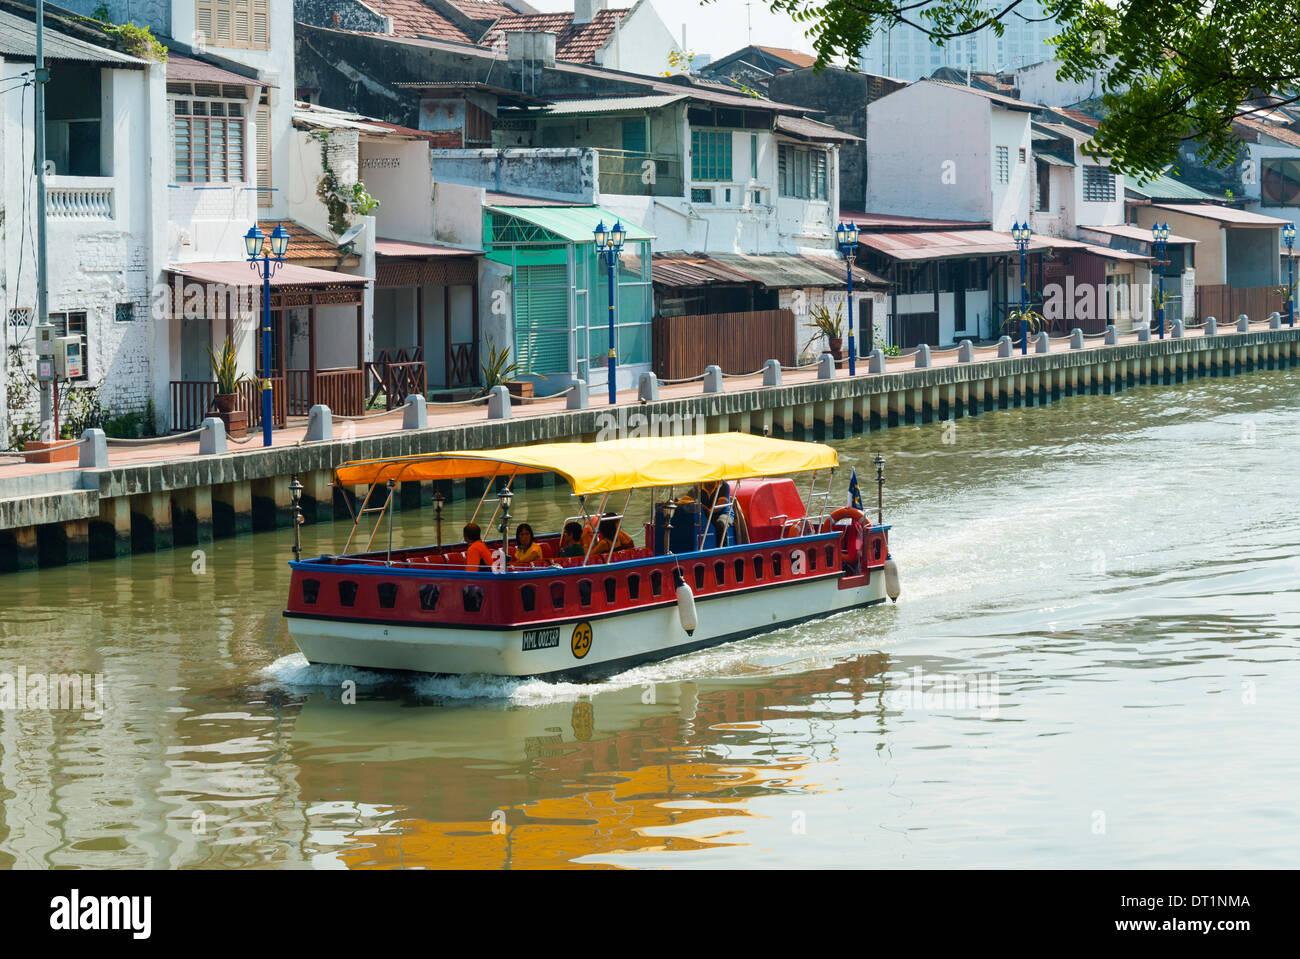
[432,148,597,203]
[768,67,873,210]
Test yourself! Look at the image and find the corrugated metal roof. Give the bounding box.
[1082,224,1200,246]
[0,8,147,66]
[168,55,264,87]
[1152,202,1289,226]
[375,239,482,257]
[708,253,886,289]
[1126,173,1218,202]
[540,95,686,115]
[166,261,369,288]
[774,115,860,143]
[1036,152,1074,168]
[859,229,1026,261]
[1035,121,1094,143]
[486,205,654,242]
[293,103,430,140]
[840,211,991,230]
[650,253,756,287]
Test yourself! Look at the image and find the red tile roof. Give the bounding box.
[257,220,341,261]
[449,0,516,20]
[1055,107,1100,129]
[754,46,816,69]
[481,8,628,63]
[382,0,474,43]
[1235,115,1300,149]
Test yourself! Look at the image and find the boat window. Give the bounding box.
[693,565,705,590]
[550,582,566,609]
[808,549,817,572]
[825,546,835,566]
[578,580,593,607]
[377,582,399,609]
[603,578,617,603]
[627,574,640,600]
[462,585,485,612]
[521,585,536,613]
[650,570,663,596]
[753,555,764,580]
[419,584,440,610]
[873,539,883,561]
[772,553,783,577]
[302,578,321,604]
[338,580,359,607]
[713,561,726,586]
[734,559,745,582]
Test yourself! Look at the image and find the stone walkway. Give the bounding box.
[0,321,1266,485]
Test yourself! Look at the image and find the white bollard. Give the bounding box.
[1204,316,1217,335]
[306,404,333,441]
[199,417,227,455]
[79,428,107,468]
[762,359,782,387]
[1034,332,1050,353]
[958,340,974,362]
[868,349,885,373]
[488,385,511,419]
[997,335,1013,357]
[1237,314,1250,332]
[567,378,589,410]
[637,371,660,401]
[817,353,836,379]
[401,393,427,430]
[703,365,723,393]
[1070,329,1084,350]
[1104,325,1118,345]
[914,344,932,368]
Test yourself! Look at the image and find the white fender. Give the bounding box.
[673,568,698,635]
[884,555,901,602]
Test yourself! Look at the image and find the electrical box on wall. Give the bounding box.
[53,335,83,379]
[35,324,57,356]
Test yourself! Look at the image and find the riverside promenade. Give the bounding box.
[1,317,1296,571]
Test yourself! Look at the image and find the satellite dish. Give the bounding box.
[337,222,366,248]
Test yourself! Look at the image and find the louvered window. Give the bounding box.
[255,104,271,206]
[173,91,247,184]
[777,144,828,200]
[196,1,270,51]
[513,264,570,375]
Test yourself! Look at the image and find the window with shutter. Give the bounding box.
[255,105,270,206]
[197,1,270,50]
[514,264,570,375]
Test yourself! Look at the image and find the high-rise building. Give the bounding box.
[860,2,1060,81]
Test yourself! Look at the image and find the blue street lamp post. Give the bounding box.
[1285,222,1296,328]
[1151,222,1170,339]
[593,220,626,405]
[245,223,290,447]
[835,221,860,375]
[1012,221,1031,354]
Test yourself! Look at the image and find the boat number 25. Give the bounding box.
[571,622,593,660]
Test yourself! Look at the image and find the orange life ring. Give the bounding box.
[820,507,864,533]
[821,507,865,564]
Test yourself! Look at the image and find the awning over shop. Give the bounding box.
[1082,224,1199,246]
[1151,203,1289,226]
[373,239,480,287]
[165,261,369,289]
[485,204,655,242]
[707,252,888,289]
[859,229,1030,261]
[375,239,482,257]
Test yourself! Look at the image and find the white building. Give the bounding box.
[1,6,167,446]
[861,3,1059,82]
[866,80,1035,231]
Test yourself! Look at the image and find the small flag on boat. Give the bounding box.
[848,467,863,511]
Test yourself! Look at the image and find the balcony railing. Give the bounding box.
[46,182,114,219]
[596,149,683,198]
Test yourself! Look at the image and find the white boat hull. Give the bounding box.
[286,573,886,679]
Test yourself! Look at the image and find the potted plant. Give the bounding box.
[803,303,845,360]
[480,336,535,397]
[207,338,246,413]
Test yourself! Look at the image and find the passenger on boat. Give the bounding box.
[696,479,732,546]
[463,523,494,571]
[589,515,634,558]
[558,522,586,558]
[513,523,544,564]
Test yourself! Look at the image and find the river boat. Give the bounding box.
[282,433,900,679]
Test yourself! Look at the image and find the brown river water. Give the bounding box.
[1,368,1297,868]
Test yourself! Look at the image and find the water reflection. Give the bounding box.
[0,369,1299,867]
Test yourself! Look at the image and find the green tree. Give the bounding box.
[757,0,1300,180]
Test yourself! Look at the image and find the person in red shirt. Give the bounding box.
[463,523,494,571]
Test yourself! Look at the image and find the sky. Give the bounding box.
[526,0,819,62]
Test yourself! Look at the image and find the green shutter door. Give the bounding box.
[514,264,570,376]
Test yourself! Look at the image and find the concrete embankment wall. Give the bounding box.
[2,330,1298,572]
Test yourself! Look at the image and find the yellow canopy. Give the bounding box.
[333,433,838,495]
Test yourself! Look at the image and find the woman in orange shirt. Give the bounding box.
[589,515,634,559]
[463,523,494,571]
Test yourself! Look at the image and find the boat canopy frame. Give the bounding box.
[332,433,840,496]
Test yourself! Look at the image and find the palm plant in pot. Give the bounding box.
[802,303,845,360]
[207,338,247,413]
